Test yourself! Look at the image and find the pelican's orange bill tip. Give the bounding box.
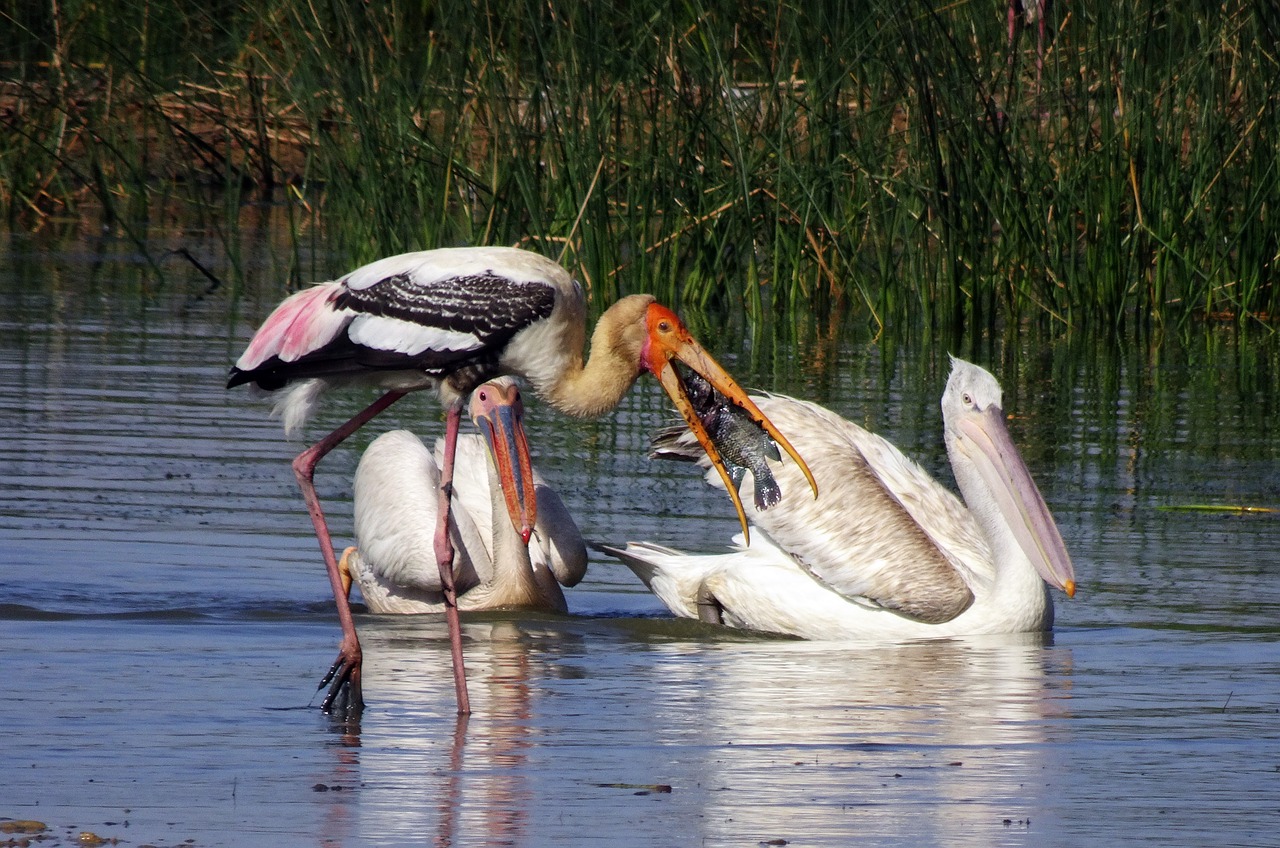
[1064,579,1076,598]
[643,303,820,501]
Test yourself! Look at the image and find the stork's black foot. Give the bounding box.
[317,650,364,717]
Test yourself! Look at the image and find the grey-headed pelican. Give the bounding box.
[604,357,1076,639]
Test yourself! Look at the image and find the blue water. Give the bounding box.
[2,231,1278,847]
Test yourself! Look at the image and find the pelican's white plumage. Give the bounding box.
[342,427,588,615]
[606,358,1076,640]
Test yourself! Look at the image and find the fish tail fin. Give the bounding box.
[753,475,783,511]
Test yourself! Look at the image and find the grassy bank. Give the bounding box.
[2,0,1277,329]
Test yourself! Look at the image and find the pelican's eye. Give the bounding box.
[658,320,672,333]
[962,392,974,406]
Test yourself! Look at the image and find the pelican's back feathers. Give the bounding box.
[653,394,994,624]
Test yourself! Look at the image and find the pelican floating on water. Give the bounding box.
[604,357,1076,640]
[340,377,588,615]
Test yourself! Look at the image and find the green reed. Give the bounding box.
[2,0,1276,329]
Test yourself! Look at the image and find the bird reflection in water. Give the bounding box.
[312,617,562,847]
[305,614,1075,845]
[637,631,1074,845]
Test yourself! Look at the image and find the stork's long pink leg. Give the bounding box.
[293,389,406,714]
[434,400,472,715]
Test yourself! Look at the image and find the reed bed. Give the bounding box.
[2,0,1277,330]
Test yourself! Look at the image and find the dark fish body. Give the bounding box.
[704,402,782,509]
[660,365,783,510]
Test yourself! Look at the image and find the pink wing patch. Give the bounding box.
[236,283,350,369]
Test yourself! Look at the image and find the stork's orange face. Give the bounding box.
[640,303,817,540]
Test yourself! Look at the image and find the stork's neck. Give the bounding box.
[544,351,642,418]
[537,295,652,419]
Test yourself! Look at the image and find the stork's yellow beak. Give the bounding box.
[639,302,818,541]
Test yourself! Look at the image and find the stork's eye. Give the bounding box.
[477,390,488,401]
[658,320,672,333]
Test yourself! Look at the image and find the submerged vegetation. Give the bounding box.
[2,0,1278,330]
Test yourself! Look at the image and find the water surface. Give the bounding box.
[2,230,1278,847]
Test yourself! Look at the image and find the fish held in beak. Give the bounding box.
[669,362,782,511]
[469,378,537,545]
[640,303,818,541]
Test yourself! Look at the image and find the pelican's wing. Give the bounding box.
[352,430,485,596]
[530,476,588,588]
[840,408,997,589]
[661,394,991,624]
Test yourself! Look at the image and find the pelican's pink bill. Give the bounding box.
[956,406,1076,596]
[470,380,538,545]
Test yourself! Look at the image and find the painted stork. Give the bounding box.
[604,357,1076,639]
[338,377,588,616]
[227,246,816,713]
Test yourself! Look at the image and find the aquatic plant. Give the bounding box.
[2,0,1276,328]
